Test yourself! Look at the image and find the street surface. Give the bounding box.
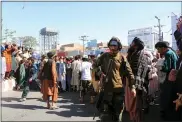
[2,90,162,121]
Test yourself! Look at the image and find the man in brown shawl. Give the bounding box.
[127,37,150,122]
[41,51,58,109]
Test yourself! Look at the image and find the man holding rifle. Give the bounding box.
[93,37,136,122]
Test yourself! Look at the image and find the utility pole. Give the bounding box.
[79,35,88,55]
[154,16,165,41]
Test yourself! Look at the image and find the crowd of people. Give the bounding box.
[93,35,182,122]
[1,43,33,80]
[1,24,182,122]
[0,44,98,106]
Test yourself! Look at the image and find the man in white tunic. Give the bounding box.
[79,55,92,103]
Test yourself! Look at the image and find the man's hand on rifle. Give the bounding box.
[173,93,182,111]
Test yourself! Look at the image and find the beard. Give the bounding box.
[110,49,119,56]
[127,46,137,59]
[128,46,135,53]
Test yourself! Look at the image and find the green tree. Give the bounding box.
[21,36,38,48]
[1,29,16,42]
[11,37,18,44]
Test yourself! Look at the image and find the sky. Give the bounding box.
[2,1,181,46]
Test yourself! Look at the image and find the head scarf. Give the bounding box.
[108,37,122,50]
[155,41,169,49]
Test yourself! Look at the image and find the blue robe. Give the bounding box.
[58,62,66,91]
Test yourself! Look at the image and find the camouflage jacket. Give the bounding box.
[93,52,135,92]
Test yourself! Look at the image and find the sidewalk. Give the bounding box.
[1,78,16,92]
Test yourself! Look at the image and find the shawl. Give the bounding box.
[135,50,149,92]
[29,64,38,81]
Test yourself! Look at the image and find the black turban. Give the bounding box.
[47,51,56,59]
[155,41,169,49]
[133,37,144,50]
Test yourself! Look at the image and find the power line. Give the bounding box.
[164,28,172,33]
[163,30,172,39]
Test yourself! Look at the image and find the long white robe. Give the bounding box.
[71,60,81,87]
[1,57,6,79]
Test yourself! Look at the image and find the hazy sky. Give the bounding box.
[2,2,181,46]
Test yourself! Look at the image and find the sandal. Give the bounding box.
[50,105,59,110]
[47,103,51,109]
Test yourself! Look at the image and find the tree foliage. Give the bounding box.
[20,36,38,48]
[2,29,16,42]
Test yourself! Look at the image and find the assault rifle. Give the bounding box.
[93,59,113,120]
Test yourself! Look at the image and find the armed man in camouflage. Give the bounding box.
[93,37,136,122]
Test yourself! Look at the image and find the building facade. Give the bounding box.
[87,39,97,48]
[128,27,159,51]
[60,43,84,52]
[97,42,107,48]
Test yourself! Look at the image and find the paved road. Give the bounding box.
[2,90,162,121]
